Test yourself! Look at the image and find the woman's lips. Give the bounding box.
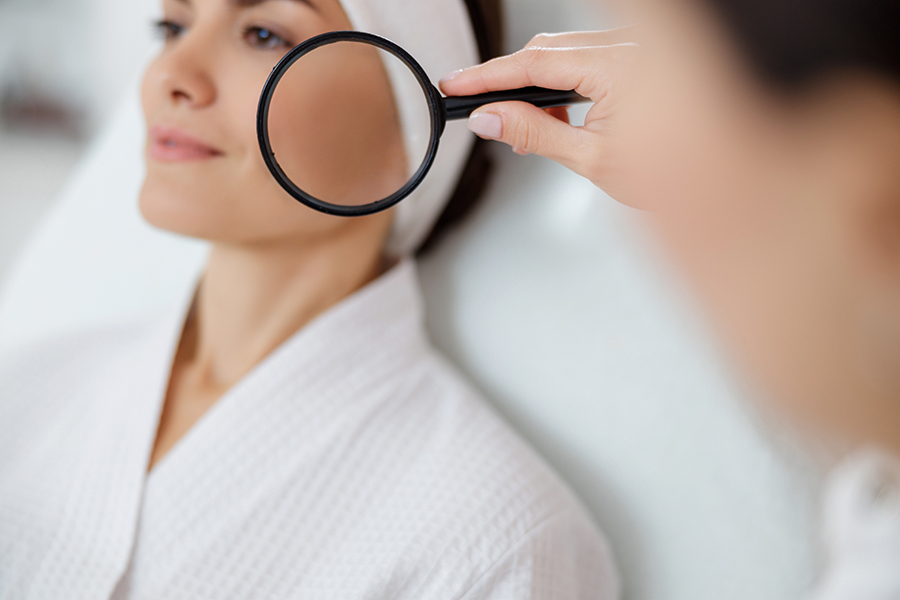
[149,125,224,162]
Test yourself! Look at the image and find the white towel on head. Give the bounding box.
[339,0,480,256]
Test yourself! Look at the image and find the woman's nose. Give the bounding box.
[154,34,217,108]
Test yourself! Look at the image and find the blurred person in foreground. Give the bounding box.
[441,0,900,596]
[0,0,616,597]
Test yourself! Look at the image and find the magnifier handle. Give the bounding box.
[443,87,589,121]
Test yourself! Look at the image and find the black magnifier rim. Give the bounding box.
[257,31,444,217]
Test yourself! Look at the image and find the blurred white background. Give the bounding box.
[0,0,155,282]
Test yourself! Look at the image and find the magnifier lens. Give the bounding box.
[266,40,433,210]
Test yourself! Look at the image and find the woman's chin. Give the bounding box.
[137,178,346,245]
[139,179,231,240]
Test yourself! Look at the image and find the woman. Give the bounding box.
[441,0,900,596]
[0,0,616,597]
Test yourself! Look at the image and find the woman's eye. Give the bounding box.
[152,19,186,42]
[244,26,291,50]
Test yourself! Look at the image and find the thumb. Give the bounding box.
[467,101,588,166]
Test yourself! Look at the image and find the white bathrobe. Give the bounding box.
[812,450,900,600]
[0,261,617,600]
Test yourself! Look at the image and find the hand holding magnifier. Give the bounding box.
[257,31,590,217]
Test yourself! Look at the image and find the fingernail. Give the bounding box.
[468,112,502,139]
[439,70,462,84]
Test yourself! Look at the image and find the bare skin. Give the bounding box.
[149,236,388,469]
[440,1,900,456]
[141,0,398,470]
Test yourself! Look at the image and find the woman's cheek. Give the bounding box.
[234,61,284,164]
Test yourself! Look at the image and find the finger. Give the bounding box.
[466,102,591,170]
[439,44,637,100]
[524,27,639,49]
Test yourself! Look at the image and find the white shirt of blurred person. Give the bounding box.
[439,0,900,596]
[0,0,617,597]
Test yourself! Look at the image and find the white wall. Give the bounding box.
[0,0,157,284]
[0,0,156,132]
[85,0,158,128]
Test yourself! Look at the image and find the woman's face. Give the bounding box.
[615,0,900,450]
[140,0,403,246]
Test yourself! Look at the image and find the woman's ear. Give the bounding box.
[812,73,900,399]
[849,83,900,281]
[805,73,900,275]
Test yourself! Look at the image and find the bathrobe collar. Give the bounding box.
[148,258,430,476]
[28,259,429,599]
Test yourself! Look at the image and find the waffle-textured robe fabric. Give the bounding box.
[0,262,617,600]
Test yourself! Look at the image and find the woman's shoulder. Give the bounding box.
[372,348,619,598]
[399,349,559,485]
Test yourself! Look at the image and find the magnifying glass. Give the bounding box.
[257,30,589,217]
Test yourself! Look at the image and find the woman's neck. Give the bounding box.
[148,220,391,471]
[186,233,387,391]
